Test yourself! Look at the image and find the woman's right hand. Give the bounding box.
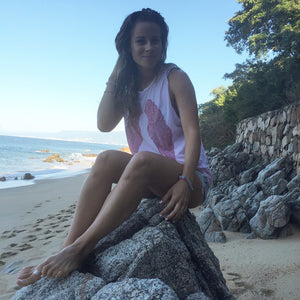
[159,179,192,222]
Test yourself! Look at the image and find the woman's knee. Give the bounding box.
[94,150,117,169]
[124,151,154,180]
[91,150,129,181]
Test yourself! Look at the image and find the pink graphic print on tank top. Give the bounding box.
[126,103,143,154]
[145,99,175,159]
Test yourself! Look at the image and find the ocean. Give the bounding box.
[0,135,123,189]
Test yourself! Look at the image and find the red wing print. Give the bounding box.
[145,99,175,159]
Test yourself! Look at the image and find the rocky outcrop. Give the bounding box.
[198,103,299,241]
[197,143,299,240]
[43,153,65,163]
[12,199,234,300]
[22,173,35,180]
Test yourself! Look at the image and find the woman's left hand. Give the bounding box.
[159,180,192,222]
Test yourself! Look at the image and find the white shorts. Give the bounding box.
[195,170,210,200]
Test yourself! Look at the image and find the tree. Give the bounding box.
[225,0,300,59]
[223,0,300,119]
[198,0,300,149]
[198,87,236,149]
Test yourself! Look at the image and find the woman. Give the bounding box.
[17,8,212,286]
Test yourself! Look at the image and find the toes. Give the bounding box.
[45,264,58,278]
[17,267,42,287]
[55,270,65,278]
[17,266,35,280]
[41,263,52,278]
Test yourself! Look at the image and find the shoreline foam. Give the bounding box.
[0,135,124,190]
[0,167,91,190]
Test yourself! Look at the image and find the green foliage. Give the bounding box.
[223,56,300,122]
[198,0,300,150]
[198,89,236,150]
[225,0,300,58]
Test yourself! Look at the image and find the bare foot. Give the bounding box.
[17,243,85,287]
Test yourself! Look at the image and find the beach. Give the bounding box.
[0,174,299,300]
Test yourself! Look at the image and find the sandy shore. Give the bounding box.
[0,174,299,300]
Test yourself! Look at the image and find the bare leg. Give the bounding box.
[17,151,204,285]
[17,150,132,286]
[63,150,133,247]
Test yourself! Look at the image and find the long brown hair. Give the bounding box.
[114,8,169,116]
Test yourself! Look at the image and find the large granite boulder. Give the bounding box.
[284,187,300,225]
[198,143,298,241]
[12,198,234,300]
[12,272,105,300]
[197,207,226,243]
[249,195,290,239]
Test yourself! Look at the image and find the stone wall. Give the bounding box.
[236,103,300,173]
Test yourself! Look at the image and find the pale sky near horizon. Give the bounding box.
[0,0,248,135]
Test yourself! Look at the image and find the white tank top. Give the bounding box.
[124,64,212,183]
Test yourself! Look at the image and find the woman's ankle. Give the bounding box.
[71,237,96,258]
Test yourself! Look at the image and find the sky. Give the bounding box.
[0,0,248,136]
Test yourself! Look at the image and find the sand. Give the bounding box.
[0,174,300,300]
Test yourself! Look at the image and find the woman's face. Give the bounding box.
[130,21,162,72]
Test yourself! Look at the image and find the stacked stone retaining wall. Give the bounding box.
[236,102,300,173]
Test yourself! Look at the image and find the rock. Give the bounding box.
[212,183,257,233]
[255,156,293,186]
[243,191,265,219]
[249,195,290,239]
[92,278,179,300]
[186,292,211,300]
[287,174,300,191]
[269,178,288,195]
[82,154,98,157]
[278,223,294,238]
[228,183,258,205]
[284,188,300,225]
[246,232,257,239]
[205,187,225,207]
[204,137,299,239]
[22,173,35,180]
[197,207,226,243]
[43,153,64,163]
[11,271,106,300]
[12,199,234,300]
[239,165,261,185]
[0,176,6,182]
[208,142,264,187]
[207,147,221,157]
[214,198,250,233]
[261,170,288,196]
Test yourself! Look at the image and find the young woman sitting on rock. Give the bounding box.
[17,8,212,286]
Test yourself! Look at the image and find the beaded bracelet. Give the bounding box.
[179,175,194,191]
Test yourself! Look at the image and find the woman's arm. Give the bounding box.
[169,69,201,185]
[97,65,124,132]
[160,69,201,221]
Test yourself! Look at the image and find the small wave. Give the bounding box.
[35,149,52,153]
[69,152,84,159]
[0,180,34,190]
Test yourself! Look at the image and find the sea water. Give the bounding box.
[0,135,123,189]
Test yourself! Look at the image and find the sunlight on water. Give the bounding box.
[0,135,121,190]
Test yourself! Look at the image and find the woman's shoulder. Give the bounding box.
[165,64,190,84]
[167,65,194,97]
[161,63,180,75]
